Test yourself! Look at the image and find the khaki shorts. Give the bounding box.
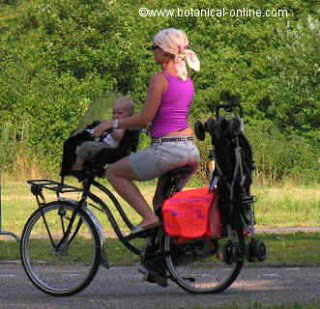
[128,140,200,181]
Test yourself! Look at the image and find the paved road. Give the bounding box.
[256,227,320,234]
[1,263,320,309]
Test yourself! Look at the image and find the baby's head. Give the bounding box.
[112,96,134,120]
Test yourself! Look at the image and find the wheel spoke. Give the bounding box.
[20,202,100,296]
[39,208,57,250]
[164,232,244,293]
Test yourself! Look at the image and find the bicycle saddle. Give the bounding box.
[153,165,195,214]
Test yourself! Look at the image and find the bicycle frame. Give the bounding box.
[21,92,267,297]
[28,160,193,262]
[28,177,146,262]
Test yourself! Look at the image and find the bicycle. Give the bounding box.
[20,96,266,296]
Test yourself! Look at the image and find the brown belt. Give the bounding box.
[151,136,195,144]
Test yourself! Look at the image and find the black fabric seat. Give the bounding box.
[82,129,140,178]
[60,121,140,178]
[87,129,140,167]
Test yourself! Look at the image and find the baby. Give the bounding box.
[72,96,134,171]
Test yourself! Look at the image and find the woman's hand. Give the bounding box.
[93,120,112,137]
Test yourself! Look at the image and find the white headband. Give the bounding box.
[153,28,200,80]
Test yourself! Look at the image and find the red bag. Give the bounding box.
[162,187,222,240]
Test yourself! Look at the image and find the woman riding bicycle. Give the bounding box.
[94,28,201,234]
[21,28,264,296]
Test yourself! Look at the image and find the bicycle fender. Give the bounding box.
[84,207,110,269]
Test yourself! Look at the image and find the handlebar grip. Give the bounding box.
[215,103,243,119]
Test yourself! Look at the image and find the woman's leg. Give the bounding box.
[106,158,159,228]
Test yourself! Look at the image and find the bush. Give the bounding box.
[193,117,320,185]
[0,0,319,181]
[245,120,320,184]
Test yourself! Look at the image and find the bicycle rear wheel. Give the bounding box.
[20,201,101,296]
[164,230,244,293]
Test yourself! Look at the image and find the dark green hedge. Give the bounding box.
[0,0,319,181]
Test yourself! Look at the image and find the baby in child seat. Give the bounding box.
[72,96,134,171]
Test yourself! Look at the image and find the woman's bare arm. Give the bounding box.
[93,73,167,136]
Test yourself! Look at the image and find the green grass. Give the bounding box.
[1,178,320,238]
[252,232,320,266]
[254,184,320,227]
[1,179,320,265]
[1,233,320,266]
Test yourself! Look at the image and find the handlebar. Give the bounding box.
[211,90,242,118]
[194,90,243,141]
[215,103,243,119]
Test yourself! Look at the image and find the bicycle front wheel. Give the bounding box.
[164,231,244,294]
[20,201,101,296]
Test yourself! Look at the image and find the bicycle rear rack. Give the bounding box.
[28,179,83,194]
[27,179,83,208]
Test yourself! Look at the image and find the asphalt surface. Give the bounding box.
[1,263,320,309]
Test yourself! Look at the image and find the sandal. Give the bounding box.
[139,261,168,288]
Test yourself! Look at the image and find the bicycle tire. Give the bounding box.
[164,230,244,294]
[20,201,101,296]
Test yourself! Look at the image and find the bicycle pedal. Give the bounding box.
[138,267,168,288]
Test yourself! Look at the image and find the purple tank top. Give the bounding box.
[150,72,195,138]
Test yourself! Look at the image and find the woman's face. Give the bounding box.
[152,44,170,65]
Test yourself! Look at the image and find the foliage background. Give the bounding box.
[0,0,319,183]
